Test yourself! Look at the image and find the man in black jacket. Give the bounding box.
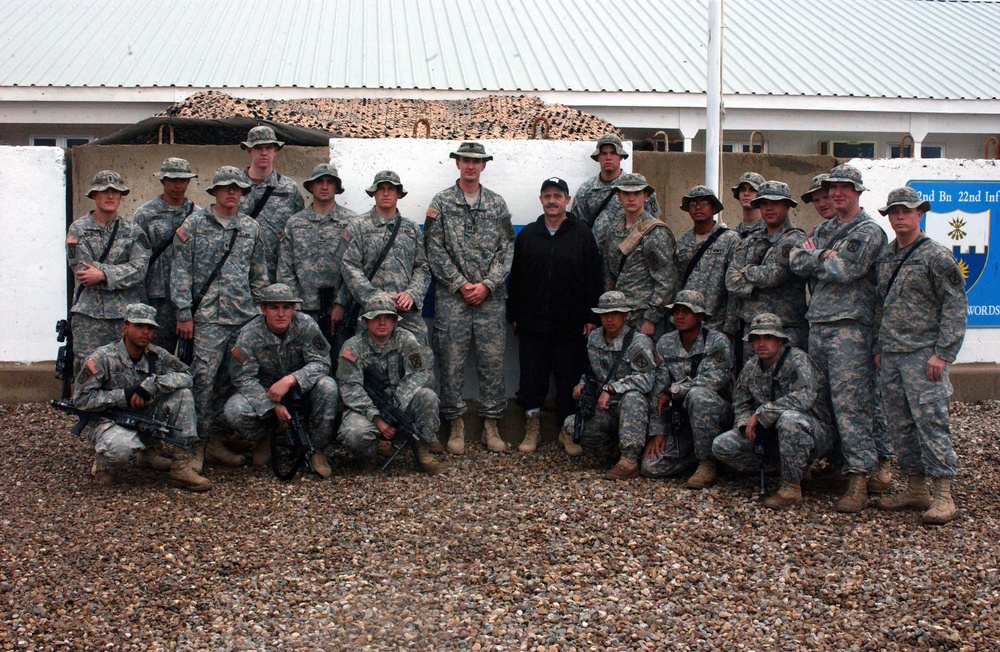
[508,177,603,453]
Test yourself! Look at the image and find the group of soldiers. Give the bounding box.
[65,128,966,525]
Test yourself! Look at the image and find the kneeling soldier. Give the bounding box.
[336,293,448,474]
[643,290,734,485]
[73,303,210,491]
[712,313,836,509]
[560,291,656,480]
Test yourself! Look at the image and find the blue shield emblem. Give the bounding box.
[923,208,989,291]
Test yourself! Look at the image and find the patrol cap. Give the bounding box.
[304,163,346,195]
[450,141,493,161]
[365,170,407,197]
[540,177,570,195]
[750,180,798,208]
[878,186,931,216]
[124,303,159,327]
[260,283,302,304]
[667,289,710,317]
[800,173,830,204]
[87,170,130,198]
[615,173,654,194]
[592,291,631,315]
[680,185,724,213]
[731,171,765,199]
[745,313,789,341]
[241,125,284,150]
[362,291,399,320]
[591,134,629,161]
[206,166,252,196]
[823,164,867,192]
[156,158,197,180]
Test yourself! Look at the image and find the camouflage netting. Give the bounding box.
[158,91,620,141]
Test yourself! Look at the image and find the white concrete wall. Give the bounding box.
[0,147,67,363]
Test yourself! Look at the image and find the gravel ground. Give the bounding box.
[1,401,998,651]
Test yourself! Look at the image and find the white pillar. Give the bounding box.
[705,0,724,193]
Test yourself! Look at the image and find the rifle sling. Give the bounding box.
[617,219,666,274]
[191,228,239,315]
[248,179,277,220]
[343,216,402,314]
[73,218,120,304]
[682,226,727,284]
[147,203,195,268]
[591,189,617,226]
[601,329,636,388]
[769,345,792,402]
[884,236,930,298]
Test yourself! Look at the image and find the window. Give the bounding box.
[889,144,944,159]
[30,135,92,147]
[825,141,876,158]
[723,141,766,154]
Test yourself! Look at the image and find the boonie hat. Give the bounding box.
[592,291,631,315]
[206,166,252,195]
[878,187,931,216]
[823,164,867,192]
[241,125,284,150]
[680,185,724,213]
[750,180,798,208]
[745,313,789,341]
[124,303,159,327]
[731,171,765,199]
[362,292,399,320]
[540,177,570,195]
[365,170,407,197]
[801,173,829,204]
[616,173,655,194]
[157,158,197,180]
[87,170,130,198]
[591,134,629,161]
[450,142,493,161]
[667,290,711,317]
[304,163,345,195]
[260,283,302,304]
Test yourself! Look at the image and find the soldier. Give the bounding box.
[726,181,808,361]
[133,158,200,351]
[424,142,515,455]
[800,173,836,226]
[559,291,656,480]
[171,166,269,470]
[712,313,836,509]
[335,293,449,475]
[874,187,967,525]
[642,290,734,484]
[789,164,888,513]
[573,134,660,243]
[74,303,211,492]
[674,185,740,336]
[276,163,358,342]
[239,125,306,281]
[508,177,603,453]
[731,171,766,239]
[223,284,337,478]
[597,173,678,338]
[67,170,151,375]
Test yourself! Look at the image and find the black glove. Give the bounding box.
[125,385,152,404]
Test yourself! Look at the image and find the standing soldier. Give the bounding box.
[171,166,269,469]
[731,172,766,239]
[874,188,967,525]
[424,142,515,455]
[67,170,151,374]
[801,173,836,227]
[239,125,305,282]
[133,158,200,351]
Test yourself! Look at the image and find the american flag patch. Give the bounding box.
[232,347,246,364]
[341,228,350,242]
[85,359,100,375]
[176,226,190,242]
[66,234,79,244]
[342,348,358,363]
[425,208,439,220]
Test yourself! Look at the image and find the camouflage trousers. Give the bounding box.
[432,290,506,419]
[148,297,179,354]
[223,376,340,450]
[808,321,877,474]
[87,387,198,466]
[191,321,243,438]
[872,370,892,459]
[712,410,836,482]
[562,391,648,459]
[71,314,122,377]
[641,387,733,478]
[338,387,441,459]
[879,348,957,478]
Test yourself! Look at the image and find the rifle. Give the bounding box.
[317,286,336,348]
[269,387,316,480]
[668,398,693,444]
[573,371,601,444]
[55,319,74,400]
[362,364,424,471]
[331,301,361,359]
[50,399,191,450]
[752,423,778,497]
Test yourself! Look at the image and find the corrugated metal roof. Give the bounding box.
[1,0,998,100]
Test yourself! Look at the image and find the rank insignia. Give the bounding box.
[342,348,358,363]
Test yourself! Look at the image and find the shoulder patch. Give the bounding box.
[341,228,350,242]
[632,354,649,370]
[408,353,424,369]
[231,347,247,364]
[85,358,100,375]
[313,334,329,351]
[176,226,190,243]
[713,349,727,364]
[66,234,79,245]
[781,244,792,258]
[948,269,963,286]
[846,239,861,253]
[342,348,358,363]
[425,208,439,220]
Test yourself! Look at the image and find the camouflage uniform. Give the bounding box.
[74,339,197,466]
[67,213,151,374]
[574,175,660,243]
[734,219,766,240]
[674,223,740,334]
[170,208,269,436]
[336,327,439,459]
[713,344,836,482]
[561,326,656,460]
[224,312,337,449]
[642,327,734,478]
[876,236,967,478]
[276,203,358,314]
[240,171,305,282]
[133,196,199,350]
[424,181,515,420]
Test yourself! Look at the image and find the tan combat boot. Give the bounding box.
[204,436,247,468]
[377,439,394,458]
[169,449,212,492]
[867,457,894,494]
[483,418,507,453]
[136,448,173,471]
[835,473,868,513]
[91,459,116,487]
[686,459,718,489]
[252,434,272,468]
[190,440,206,474]
[428,440,445,454]
[922,477,958,525]
[877,474,931,511]
[311,450,332,479]
[764,481,802,510]
[519,412,541,453]
[414,441,450,475]
[558,429,584,457]
[446,418,466,456]
[604,456,639,481]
